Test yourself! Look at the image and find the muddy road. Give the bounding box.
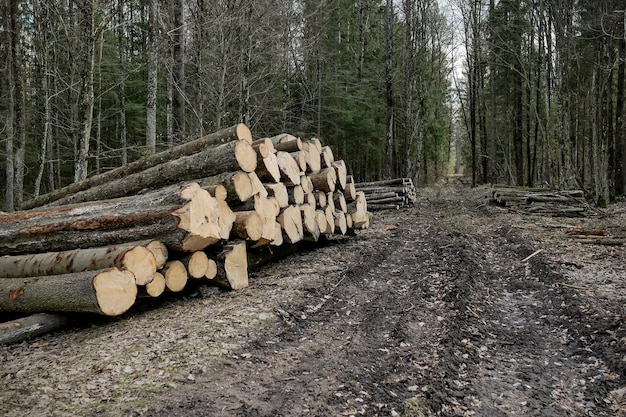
[2,185,625,416]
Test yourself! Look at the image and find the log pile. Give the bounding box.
[489,186,597,217]
[355,178,416,210]
[0,125,371,336]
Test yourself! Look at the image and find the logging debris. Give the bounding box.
[488,186,600,217]
[355,177,417,210]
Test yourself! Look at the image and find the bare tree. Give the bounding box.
[384,0,394,179]
[146,0,159,154]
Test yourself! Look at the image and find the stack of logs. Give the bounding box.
[489,186,594,217]
[0,124,370,323]
[355,178,416,210]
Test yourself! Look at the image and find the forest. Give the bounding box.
[1,0,625,212]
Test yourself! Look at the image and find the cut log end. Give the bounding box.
[187,251,211,279]
[93,268,138,316]
[235,140,258,173]
[224,241,249,290]
[205,259,217,279]
[144,272,166,297]
[122,246,157,286]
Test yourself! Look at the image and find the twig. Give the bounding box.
[559,283,593,291]
[521,249,543,262]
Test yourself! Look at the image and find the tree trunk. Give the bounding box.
[0,183,223,255]
[0,267,137,316]
[210,241,248,290]
[0,313,68,345]
[22,125,253,210]
[0,241,159,285]
[615,38,625,195]
[146,0,159,154]
[43,140,256,207]
[75,2,96,183]
[9,0,26,208]
[384,0,394,179]
[172,0,185,142]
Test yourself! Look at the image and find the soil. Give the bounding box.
[2,183,626,416]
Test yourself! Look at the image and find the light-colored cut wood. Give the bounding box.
[301,204,320,241]
[333,191,348,213]
[278,206,304,244]
[205,259,217,279]
[0,268,137,316]
[163,260,188,292]
[321,146,334,168]
[334,210,348,235]
[248,172,269,198]
[144,272,166,297]
[287,185,305,205]
[332,160,348,189]
[309,168,337,193]
[270,222,284,246]
[213,241,248,290]
[265,183,289,208]
[146,241,168,269]
[316,210,328,234]
[0,242,156,286]
[269,134,302,152]
[199,171,254,203]
[300,175,314,194]
[276,151,302,186]
[183,251,211,279]
[231,211,264,241]
[302,142,321,173]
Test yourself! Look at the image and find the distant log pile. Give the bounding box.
[355,178,416,210]
[0,124,371,342]
[489,186,596,217]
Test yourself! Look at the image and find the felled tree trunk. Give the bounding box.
[45,140,257,207]
[21,124,252,210]
[0,313,69,345]
[0,183,224,255]
[0,267,137,316]
[211,241,248,290]
[0,241,159,285]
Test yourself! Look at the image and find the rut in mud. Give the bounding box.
[2,185,625,417]
[141,186,625,417]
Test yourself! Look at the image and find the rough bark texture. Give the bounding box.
[44,140,256,207]
[21,126,253,210]
[0,242,157,285]
[0,183,223,255]
[0,313,68,345]
[0,267,137,316]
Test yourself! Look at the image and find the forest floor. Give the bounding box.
[2,182,626,416]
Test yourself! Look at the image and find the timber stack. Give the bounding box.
[489,186,596,217]
[355,178,416,210]
[0,124,371,331]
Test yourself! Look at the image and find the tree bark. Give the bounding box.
[0,267,137,316]
[44,140,256,207]
[0,313,68,345]
[21,126,253,210]
[172,0,185,142]
[0,183,223,255]
[0,241,158,285]
[146,0,159,154]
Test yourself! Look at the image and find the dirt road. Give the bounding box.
[2,185,625,416]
